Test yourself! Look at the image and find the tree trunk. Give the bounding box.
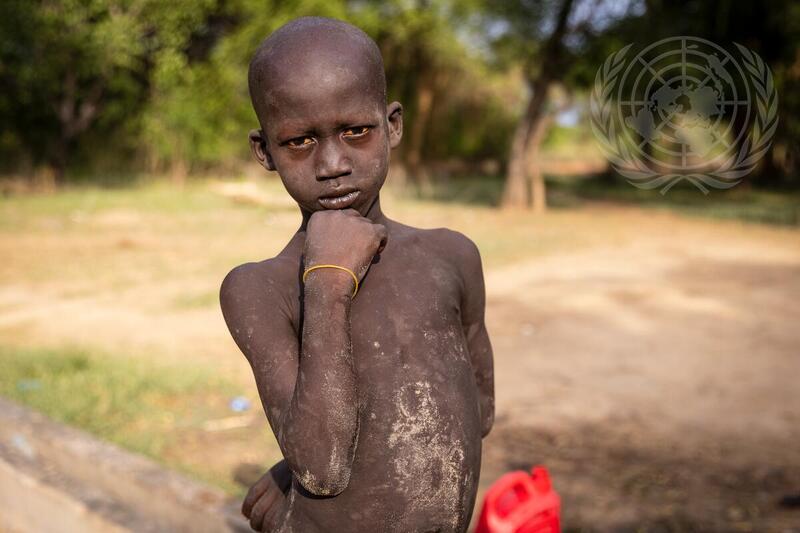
[50,72,103,184]
[502,97,536,208]
[503,75,552,209]
[407,71,437,196]
[526,113,555,213]
[48,135,69,185]
[501,0,575,210]
[171,158,187,188]
[170,140,188,189]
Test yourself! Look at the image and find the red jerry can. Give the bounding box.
[474,466,560,533]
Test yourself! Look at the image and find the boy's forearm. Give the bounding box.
[278,274,359,496]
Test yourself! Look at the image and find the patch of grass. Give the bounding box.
[0,178,232,232]
[0,345,241,472]
[417,173,800,226]
[547,174,800,226]
[420,174,506,207]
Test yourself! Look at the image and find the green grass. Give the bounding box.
[0,178,232,232]
[421,174,506,206]
[547,175,800,226]
[0,345,238,462]
[419,173,800,226]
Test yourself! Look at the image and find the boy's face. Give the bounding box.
[249,55,402,216]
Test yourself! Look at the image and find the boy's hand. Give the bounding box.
[304,208,387,289]
[242,459,292,532]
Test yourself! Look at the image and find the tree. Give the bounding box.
[486,0,643,211]
[507,0,574,212]
[358,0,490,193]
[0,0,220,182]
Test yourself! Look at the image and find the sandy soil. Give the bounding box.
[478,207,800,532]
[1,191,798,531]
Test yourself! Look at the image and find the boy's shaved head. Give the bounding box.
[245,16,403,219]
[248,16,387,127]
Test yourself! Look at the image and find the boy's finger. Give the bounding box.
[260,495,285,532]
[249,488,281,532]
[242,474,272,517]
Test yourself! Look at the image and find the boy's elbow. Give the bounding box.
[290,437,357,496]
[283,403,360,496]
[295,462,353,496]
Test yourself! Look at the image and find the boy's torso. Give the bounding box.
[266,222,482,532]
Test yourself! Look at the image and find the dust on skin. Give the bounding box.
[319,354,360,495]
[286,345,360,497]
[388,380,468,532]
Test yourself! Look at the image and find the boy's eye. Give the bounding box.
[343,126,370,137]
[286,136,314,148]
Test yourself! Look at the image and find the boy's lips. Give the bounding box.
[318,189,360,209]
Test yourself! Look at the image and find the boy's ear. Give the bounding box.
[249,129,276,171]
[386,102,403,149]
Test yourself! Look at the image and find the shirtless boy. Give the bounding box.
[220,16,494,533]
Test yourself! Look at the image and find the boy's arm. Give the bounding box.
[454,233,495,438]
[220,261,358,497]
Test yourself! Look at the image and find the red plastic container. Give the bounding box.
[474,466,560,533]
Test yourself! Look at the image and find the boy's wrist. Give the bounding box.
[303,270,356,303]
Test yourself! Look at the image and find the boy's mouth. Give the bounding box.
[318,189,360,209]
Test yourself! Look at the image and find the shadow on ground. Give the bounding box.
[480,421,800,532]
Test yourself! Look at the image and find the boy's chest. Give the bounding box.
[344,249,472,386]
[351,248,463,343]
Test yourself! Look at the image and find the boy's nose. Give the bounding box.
[315,138,353,180]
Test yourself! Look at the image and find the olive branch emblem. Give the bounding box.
[590,39,779,194]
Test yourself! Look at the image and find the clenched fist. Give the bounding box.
[303,209,387,295]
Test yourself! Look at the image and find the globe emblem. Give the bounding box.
[617,36,750,172]
[592,36,777,193]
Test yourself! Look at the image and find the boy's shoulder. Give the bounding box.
[219,255,297,315]
[402,224,485,314]
[222,254,296,283]
[396,221,482,277]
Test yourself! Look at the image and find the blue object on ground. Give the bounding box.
[11,433,36,459]
[17,379,42,392]
[229,396,251,412]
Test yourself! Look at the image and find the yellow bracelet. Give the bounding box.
[302,264,359,298]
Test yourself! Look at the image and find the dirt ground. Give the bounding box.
[478,207,800,532]
[1,184,798,531]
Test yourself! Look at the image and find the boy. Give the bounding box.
[220,16,494,533]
